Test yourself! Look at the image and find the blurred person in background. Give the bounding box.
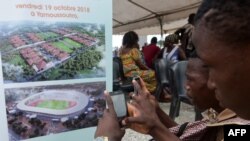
[142,37,160,69]
[175,13,196,58]
[119,31,156,93]
[157,34,186,63]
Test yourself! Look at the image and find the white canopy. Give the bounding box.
[113,0,201,35]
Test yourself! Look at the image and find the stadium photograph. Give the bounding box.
[5,82,106,140]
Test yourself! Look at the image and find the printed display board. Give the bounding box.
[0,0,112,141]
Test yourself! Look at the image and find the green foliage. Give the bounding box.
[62,49,102,72]
[0,39,15,52]
[41,48,103,80]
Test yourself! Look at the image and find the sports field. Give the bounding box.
[37,32,59,40]
[63,38,82,48]
[36,100,70,110]
[52,42,73,53]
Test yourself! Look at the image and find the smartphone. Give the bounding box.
[133,76,141,95]
[110,90,127,117]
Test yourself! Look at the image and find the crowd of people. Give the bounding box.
[95,0,250,141]
[113,13,194,95]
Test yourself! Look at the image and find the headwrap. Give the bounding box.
[165,34,179,43]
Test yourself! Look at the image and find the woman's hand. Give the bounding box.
[124,78,180,141]
[95,91,125,141]
[123,78,161,132]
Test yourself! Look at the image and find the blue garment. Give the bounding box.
[165,46,179,63]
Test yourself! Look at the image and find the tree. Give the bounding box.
[2,63,24,82]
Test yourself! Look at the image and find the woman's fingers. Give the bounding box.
[104,90,116,116]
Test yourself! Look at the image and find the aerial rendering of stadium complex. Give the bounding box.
[5,82,106,140]
[0,22,105,83]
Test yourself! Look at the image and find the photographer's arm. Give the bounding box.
[157,107,178,128]
[124,79,180,141]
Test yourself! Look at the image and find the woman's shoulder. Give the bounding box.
[119,46,129,55]
[131,47,140,52]
[119,46,140,56]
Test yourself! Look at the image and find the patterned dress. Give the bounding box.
[169,108,250,141]
[120,48,156,93]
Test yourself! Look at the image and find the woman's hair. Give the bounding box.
[195,0,250,44]
[165,34,179,44]
[122,31,139,48]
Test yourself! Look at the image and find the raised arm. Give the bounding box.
[157,107,178,128]
[123,78,180,141]
[95,91,125,141]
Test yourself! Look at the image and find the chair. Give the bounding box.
[113,58,121,91]
[113,57,134,93]
[153,58,170,100]
[168,61,203,121]
[168,61,191,120]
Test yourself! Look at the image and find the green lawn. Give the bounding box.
[52,42,73,53]
[37,33,48,40]
[37,100,69,110]
[37,32,59,40]
[47,32,58,37]
[9,54,26,66]
[63,38,82,48]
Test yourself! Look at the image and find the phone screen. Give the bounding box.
[110,91,127,117]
